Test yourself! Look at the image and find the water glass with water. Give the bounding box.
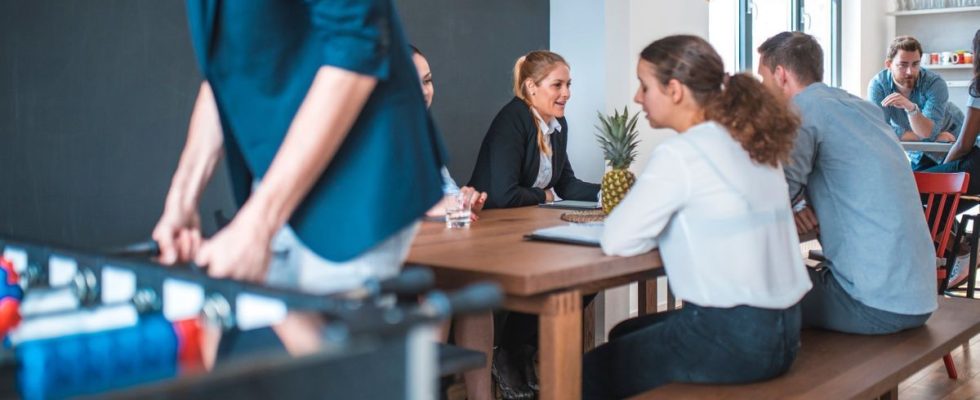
[445,191,472,229]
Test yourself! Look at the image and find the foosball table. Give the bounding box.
[0,236,499,399]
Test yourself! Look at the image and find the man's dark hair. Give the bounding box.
[886,36,923,61]
[757,31,824,85]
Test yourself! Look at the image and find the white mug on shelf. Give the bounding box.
[941,51,960,65]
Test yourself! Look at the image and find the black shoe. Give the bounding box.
[522,344,539,393]
[491,346,535,400]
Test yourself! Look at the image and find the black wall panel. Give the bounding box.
[0,0,549,248]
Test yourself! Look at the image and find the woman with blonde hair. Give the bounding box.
[585,35,812,399]
[468,50,599,208]
[468,50,599,399]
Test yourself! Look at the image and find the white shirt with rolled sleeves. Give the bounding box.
[601,121,812,309]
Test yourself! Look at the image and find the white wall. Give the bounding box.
[552,0,711,182]
[550,0,607,183]
[624,1,710,174]
[842,0,891,97]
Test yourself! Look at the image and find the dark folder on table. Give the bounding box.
[537,200,600,210]
[524,224,602,247]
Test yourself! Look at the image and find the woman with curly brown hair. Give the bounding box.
[585,35,812,399]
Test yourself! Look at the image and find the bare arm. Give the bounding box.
[152,82,224,264]
[900,131,922,141]
[195,65,377,281]
[907,109,936,139]
[946,106,980,163]
[881,93,934,140]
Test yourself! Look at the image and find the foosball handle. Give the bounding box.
[0,258,22,336]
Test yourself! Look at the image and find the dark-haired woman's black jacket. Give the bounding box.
[468,97,599,209]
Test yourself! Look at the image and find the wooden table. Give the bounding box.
[408,207,664,400]
[900,141,954,153]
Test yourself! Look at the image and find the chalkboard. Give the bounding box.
[395,0,550,185]
[0,0,549,249]
[0,0,232,249]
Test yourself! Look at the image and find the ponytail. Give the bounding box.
[513,55,528,100]
[706,73,799,167]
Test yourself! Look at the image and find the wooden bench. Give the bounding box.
[633,296,980,400]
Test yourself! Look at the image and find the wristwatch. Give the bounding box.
[907,103,921,116]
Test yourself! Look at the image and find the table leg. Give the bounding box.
[666,282,677,311]
[539,290,582,400]
[637,278,658,315]
[583,295,596,353]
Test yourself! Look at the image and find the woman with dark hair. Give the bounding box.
[409,45,493,400]
[408,45,488,220]
[925,29,980,194]
[583,35,812,399]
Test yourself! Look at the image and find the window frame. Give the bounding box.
[738,0,842,87]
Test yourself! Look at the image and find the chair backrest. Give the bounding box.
[913,172,970,259]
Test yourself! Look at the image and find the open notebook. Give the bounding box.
[524,223,603,247]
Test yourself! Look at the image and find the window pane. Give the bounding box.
[709,0,740,74]
[751,0,793,72]
[803,0,834,84]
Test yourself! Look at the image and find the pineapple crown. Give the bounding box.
[595,106,641,170]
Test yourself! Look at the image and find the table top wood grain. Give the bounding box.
[408,207,663,296]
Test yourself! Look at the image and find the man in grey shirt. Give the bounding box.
[757,32,936,334]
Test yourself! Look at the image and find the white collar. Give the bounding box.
[530,107,562,136]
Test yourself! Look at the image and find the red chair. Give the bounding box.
[914,171,970,380]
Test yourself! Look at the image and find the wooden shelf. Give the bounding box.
[889,6,980,16]
[927,64,973,70]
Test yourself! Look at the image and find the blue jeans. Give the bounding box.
[925,145,980,196]
[583,302,801,399]
[802,267,931,335]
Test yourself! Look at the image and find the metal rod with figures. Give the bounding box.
[0,236,501,400]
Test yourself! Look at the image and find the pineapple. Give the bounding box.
[596,107,641,214]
